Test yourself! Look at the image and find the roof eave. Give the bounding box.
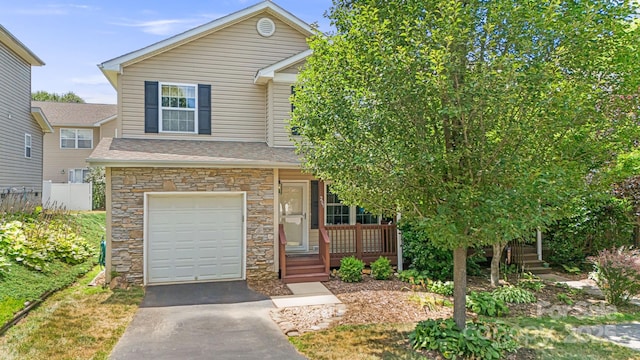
[86,158,301,169]
[254,49,312,84]
[0,25,44,66]
[94,114,118,127]
[30,107,53,133]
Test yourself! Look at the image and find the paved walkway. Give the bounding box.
[539,273,640,351]
[271,282,341,308]
[109,281,306,360]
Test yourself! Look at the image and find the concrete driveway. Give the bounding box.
[109,281,307,360]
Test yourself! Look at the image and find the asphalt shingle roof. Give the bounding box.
[88,138,300,168]
[31,101,116,127]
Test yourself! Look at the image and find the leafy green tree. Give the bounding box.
[31,90,85,103]
[291,0,640,328]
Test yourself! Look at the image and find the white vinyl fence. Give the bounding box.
[42,181,92,211]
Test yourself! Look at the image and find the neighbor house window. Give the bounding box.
[60,128,93,149]
[68,168,89,183]
[325,185,380,225]
[160,83,197,133]
[24,134,31,158]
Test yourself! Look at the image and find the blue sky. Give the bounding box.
[0,0,333,104]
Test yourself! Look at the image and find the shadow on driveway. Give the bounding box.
[141,280,269,307]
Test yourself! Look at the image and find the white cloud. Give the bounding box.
[111,18,203,36]
[71,75,109,86]
[10,3,96,16]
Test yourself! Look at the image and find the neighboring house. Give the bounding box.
[89,1,399,286]
[0,25,52,203]
[33,101,117,183]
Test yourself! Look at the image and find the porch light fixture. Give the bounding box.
[60,169,65,175]
[278,181,282,194]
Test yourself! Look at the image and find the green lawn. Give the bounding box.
[291,313,640,359]
[0,211,106,326]
[0,266,144,360]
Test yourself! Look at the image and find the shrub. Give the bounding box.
[546,196,633,268]
[86,166,106,210]
[588,247,640,306]
[492,286,537,304]
[370,256,393,280]
[400,221,487,281]
[428,280,454,296]
[466,291,509,317]
[338,256,364,282]
[518,279,545,292]
[410,318,518,360]
[0,218,93,271]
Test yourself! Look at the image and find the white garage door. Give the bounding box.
[146,193,244,285]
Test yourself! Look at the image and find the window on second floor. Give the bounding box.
[60,128,93,149]
[144,81,211,135]
[160,83,197,133]
[24,134,32,158]
[290,86,300,135]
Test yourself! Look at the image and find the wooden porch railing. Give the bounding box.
[319,226,331,274]
[325,223,398,267]
[278,224,287,279]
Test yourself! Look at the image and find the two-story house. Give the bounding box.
[89,1,399,286]
[34,101,117,183]
[0,25,52,203]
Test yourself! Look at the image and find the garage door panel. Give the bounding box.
[147,194,244,284]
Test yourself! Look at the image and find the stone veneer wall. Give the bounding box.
[110,167,275,284]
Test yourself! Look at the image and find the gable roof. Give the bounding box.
[98,1,315,88]
[30,107,53,133]
[31,101,117,127]
[0,25,44,66]
[88,138,300,168]
[254,49,312,84]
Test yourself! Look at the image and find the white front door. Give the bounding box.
[279,182,308,251]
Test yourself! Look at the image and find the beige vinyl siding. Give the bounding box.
[43,127,99,183]
[100,118,118,139]
[120,14,309,142]
[273,82,295,147]
[266,81,274,146]
[0,41,44,196]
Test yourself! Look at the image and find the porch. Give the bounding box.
[278,223,399,283]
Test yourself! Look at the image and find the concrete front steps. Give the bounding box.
[518,246,552,275]
[282,255,330,283]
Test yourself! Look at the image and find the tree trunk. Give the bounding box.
[490,242,506,287]
[453,246,467,329]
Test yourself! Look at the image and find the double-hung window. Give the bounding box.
[68,168,89,183]
[24,134,31,158]
[325,185,380,225]
[160,83,197,133]
[60,129,93,149]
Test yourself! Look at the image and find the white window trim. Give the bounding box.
[68,168,90,183]
[324,183,381,225]
[60,128,93,149]
[158,82,198,134]
[24,133,32,158]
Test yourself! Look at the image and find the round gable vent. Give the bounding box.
[257,17,276,37]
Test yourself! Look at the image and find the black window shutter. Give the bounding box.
[198,84,212,135]
[144,81,159,133]
[311,180,319,229]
